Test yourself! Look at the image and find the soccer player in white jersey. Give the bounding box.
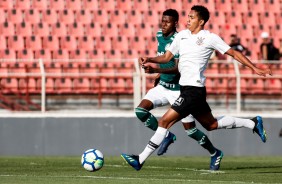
[121,5,272,171]
[133,9,222,170]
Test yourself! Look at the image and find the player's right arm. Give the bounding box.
[143,59,179,74]
[139,50,174,65]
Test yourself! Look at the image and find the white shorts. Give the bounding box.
[143,85,194,123]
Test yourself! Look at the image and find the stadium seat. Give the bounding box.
[8,35,24,51]
[206,23,220,35]
[82,0,99,11]
[119,23,135,38]
[135,23,153,38]
[42,36,60,51]
[219,24,236,42]
[0,78,19,93]
[25,35,42,51]
[75,9,92,25]
[127,10,142,25]
[15,21,32,37]
[123,49,139,59]
[78,36,94,51]
[102,23,119,38]
[32,0,48,10]
[275,12,282,25]
[7,9,23,24]
[53,49,69,60]
[270,25,282,39]
[182,0,197,12]
[17,49,34,59]
[0,0,13,10]
[147,36,157,51]
[85,22,102,37]
[264,0,281,13]
[232,0,248,13]
[133,0,149,12]
[0,49,16,59]
[93,10,109,26]
[95,36,112,52]
[68,22,84,37]
[0,35,7,50]
[252,25,270,38]
[112,36,129,52]
[237,25,254,40]
[24,9,40,24]
[215,0,231,13]
[248,0,265,13]
[15,0,30,10]
[88,49,105,60]
[34,22,50,37]
[259,12,276,26]
[51,22,67,37]
[242,12,259,26]
[210,11,225,26]
[65,0,82,11]
[99,0,115,12]
[42,9,58,24]
[60,36,77,51]
[166,0,182,11]
[34,49,52,60]
[225,11,243,26]
[129,36,146,53]
[69,49,87,59]
[0,21,15,36]
[105,50,122,60]
[54,78,73,94]
[143,10,160,26]
[150,0,166,13]
[73,78,91,93]
[109,10,126,25]
[116,0,132,12]
[58,9,75,25]
[50,0,65,11]
[0,8,5,23]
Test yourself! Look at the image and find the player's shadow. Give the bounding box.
[231,165,282,173]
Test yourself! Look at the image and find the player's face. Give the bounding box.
[161,15,176,36]
[187,10,203,33]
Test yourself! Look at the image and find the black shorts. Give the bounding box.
[171,86,211,118]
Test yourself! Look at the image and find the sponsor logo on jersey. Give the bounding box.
[196,37,205,45]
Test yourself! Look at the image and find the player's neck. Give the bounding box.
[163,29,176,38]
[190,26,203,35]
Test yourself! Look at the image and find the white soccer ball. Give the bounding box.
[81,149,104,172]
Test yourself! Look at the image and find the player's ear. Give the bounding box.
[175,21,178,28]
[199,19,204,26]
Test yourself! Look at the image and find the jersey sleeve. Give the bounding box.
[167,33,180,56]
[210,33,231,55]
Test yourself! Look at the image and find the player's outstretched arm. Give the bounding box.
[225,49,272,77]
[139,51,174,65]
[143,59,179,74]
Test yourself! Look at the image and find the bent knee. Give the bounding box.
[203,121,218,131]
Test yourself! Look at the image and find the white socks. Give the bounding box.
[217,116,255,129]
[139,127,167,164]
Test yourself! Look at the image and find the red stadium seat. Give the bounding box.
[60,36,77,51]
[68,22,84,37]
[242,12,259,26]
[0,35,7,50]
[42,9,58,24]
[127,10,142,25]
[34,49,52,60]
[0,49,16,59]
[102,23,119,38]
[119,23,135,38]
[270,25,282,39]
[248,0,265,13]
[99,0,115,11]
[209,11,225,26]
[199,0,216,11]
[58,9,75,25]
[78,36,94,51]
[0,0,13,10]
[73,78,91,93]
[24,9,40,24]
[15,0,30,10]
[182,0,197,12]
[112,36,129,52]
[8,35,24,51]
[275,12,282,25]
[109,10,126,25]
[0,21,15,36]
[93,10,108,26]
[95,36,112,52]
[51,22,67,37]
[42,36,60,51]
[215,0,231,13]
[135,23,153,38]
[15,21,32,37]
[82,0,99,11]
[65,0,82,11]
[166,0,182,11]
[116,0,132,12]
[50,0,65,11]
[53,49,69,60]
[133,0,149,12]
[264,0,281,13]
[32,0,48,10]
[26,35,42,51]
[34,22,50,37]
[105,50,122,60]
[0,8,4,23]
[17,49,34,59]
[143,10,160,26]
[259,12,276,26]
[54,78,73,94]
[76,9,92,25]
[237,25,254,40]
[252,25,270,38]
[85,22,102,37]
[150,0,166,14]
[129,36,146,53]
[232,0,248,13]
[69,49,87,59]
[147,36,157,51]
[88,49,105,59]
[123,49,139,59]
[7,9,23,24]
[225,11,243,26]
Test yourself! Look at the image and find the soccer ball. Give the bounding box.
[81,149,104,172]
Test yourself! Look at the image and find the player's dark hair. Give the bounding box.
[163,9,179,22]
[191,5,210,25]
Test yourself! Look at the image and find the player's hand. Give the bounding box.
[253,67,272,77]
[143,64,156,74]
[138,57,149,68]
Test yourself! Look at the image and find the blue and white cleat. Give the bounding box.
[252,116,267,143]
[157,132,176,156]
[121,153,143,171]
[210,149,224,171]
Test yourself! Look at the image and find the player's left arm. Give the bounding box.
[143,59,179,74]
[225,48,272,77]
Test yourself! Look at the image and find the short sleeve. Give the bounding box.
[210,33,231,55]
[167,33,180,56]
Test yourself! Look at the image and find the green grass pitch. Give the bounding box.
[1,156,282,184]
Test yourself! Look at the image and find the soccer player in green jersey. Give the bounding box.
[131,9,222,170]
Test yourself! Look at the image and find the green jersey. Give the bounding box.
[156,30,180,91]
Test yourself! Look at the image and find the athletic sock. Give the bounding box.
[186,127,216,155]
[139,127,167,164]
[217,116,255,129]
